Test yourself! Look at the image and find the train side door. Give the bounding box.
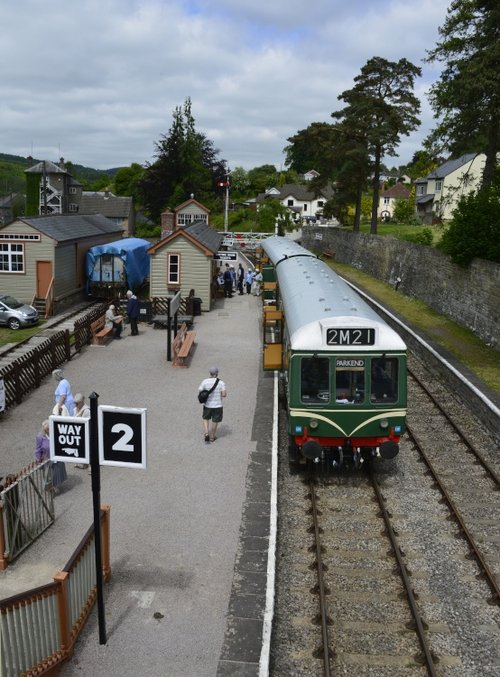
[263,308,283,370]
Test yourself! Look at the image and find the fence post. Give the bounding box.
[100,504,112,582]
[0,502,8,570]
[64,330,71,361]
[53,571,71,656]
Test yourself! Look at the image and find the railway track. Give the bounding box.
[272,359,500,676]
[407,365,500,604]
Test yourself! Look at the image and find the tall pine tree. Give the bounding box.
[333,57,421,234]
[426,0,500,189]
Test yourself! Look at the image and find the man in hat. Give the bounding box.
[198,367,227,443]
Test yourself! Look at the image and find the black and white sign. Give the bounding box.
[327,327,375,346]
[49,415,90,463]
[98,406,147,469]
[214,251,237,261]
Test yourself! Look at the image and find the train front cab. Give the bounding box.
[287,352,407,468]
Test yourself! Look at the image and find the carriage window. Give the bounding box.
[301,357,330,403]
[335,358,365,404]
[371,357,398,403]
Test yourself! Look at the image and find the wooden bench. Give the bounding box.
[91,315,113,346]
[323,248,335,259]
[172,323,197,367]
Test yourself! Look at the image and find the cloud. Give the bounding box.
[0,0,450,170]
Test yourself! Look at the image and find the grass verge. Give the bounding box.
[330,261,500,396]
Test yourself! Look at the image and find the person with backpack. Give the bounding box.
[198,366,227,443]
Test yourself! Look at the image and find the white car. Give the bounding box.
[0,294,39,330]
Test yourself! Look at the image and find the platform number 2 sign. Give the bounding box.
[98,406,147,469]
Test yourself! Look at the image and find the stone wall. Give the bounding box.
[302,227,500,349]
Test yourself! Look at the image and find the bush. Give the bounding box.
[439,184,500,265]
[400,227,434,245]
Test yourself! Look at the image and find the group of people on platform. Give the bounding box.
[34,368,92,494]
[216,263,263,298]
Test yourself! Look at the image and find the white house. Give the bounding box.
[254,183,335,221]
[415,153,485,223]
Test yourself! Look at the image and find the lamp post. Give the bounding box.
[223,173,230,233]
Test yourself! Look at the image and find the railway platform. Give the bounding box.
[0,285,275,676]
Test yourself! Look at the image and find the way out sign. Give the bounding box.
[49,416,90,463]
[98,405,147,469]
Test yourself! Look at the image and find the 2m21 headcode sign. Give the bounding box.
[98,405,147,469]
[326,328,375,346]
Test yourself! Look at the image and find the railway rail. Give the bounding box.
[271,286,499,676]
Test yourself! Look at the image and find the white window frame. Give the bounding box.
[435,180,442,192]
[167,253,180,285]
[0,242,25,273]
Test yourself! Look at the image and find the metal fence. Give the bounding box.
[0,506,111,677]
[0,461,54,570]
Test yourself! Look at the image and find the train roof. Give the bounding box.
[262,236,406,352]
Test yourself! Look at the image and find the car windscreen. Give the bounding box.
[2,296,23,309]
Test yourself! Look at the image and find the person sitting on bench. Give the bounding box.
[105,304,124,339]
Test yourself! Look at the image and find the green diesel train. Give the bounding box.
[261,236,407,469]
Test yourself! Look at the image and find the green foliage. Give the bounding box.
[135,222,161,239]
[426,0,500,188]
[392,194,417,223]
[255,199,293,233]
[0,159,26,195]
[114,163,144,203]
[25,173,39,216]
[439,182,500,265]
[138,98,226,222]
[333,56,422,234]
[400,227,434,245]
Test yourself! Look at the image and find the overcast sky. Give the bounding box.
[1,0,450,172]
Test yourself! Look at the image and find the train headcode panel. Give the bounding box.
[326,328,375,345]
[98,405,147,469]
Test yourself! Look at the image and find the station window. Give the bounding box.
[301,356,330,403]
[167,253,180,284]
[0,243,24,273]
[370,357,398,403]
[335,358,365,404]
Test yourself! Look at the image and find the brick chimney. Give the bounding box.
[161,210,175,238]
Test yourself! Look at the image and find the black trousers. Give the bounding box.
[130,317,138,335]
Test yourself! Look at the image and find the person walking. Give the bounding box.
[198,366,227,443]
[105,303,124,339]
[52,368,75,416]
[74,393,91,471]
[126,290,140,336]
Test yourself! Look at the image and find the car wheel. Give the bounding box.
[7,318,21,330]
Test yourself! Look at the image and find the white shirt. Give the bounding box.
[199,377,226,408]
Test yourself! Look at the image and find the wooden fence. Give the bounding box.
[0,461,54,570]
[0,506,111,676]
[0,296,190,412]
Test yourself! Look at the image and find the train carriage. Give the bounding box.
[261,236,407,469]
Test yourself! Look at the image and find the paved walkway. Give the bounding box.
[1,285,273,676]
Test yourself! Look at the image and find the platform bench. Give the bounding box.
[91,315,113,346]
[172,323,197,367]
[323,248,335,259]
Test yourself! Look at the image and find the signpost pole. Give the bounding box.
[90,392,106,645]
[166,297,172,362]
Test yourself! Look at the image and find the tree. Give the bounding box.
[246,165,279,194]
[284,123,340,178]
[114,163,144,203]
[426,0,500,189]
[333,56,421,234]
[138,98,227,222]
[439,180,500,265]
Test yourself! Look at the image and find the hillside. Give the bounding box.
[0,153,124,196]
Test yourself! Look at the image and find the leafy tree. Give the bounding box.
[284,123,340,178]
[246,165,279,194]
[333,56,421,234]
[114,163,144,203]
[229,166,250,198]
[138,98,227,222]
[426,0,500,189]
[439,180,500,265]
[255,199,294,234]
[392,192,417,223]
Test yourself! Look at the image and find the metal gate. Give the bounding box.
[1,461,54,567]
